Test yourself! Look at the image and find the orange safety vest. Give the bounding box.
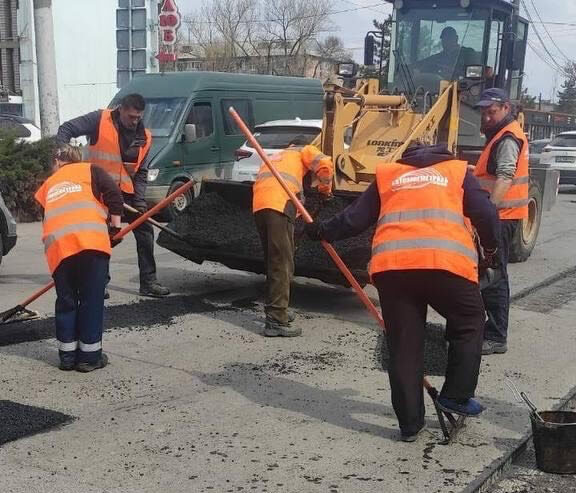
[84,109,152,194]
[35,162,111,274]
[370,160,478,283]
[252,145,333,215]
[474,120,529,220]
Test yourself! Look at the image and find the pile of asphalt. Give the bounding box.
[0,400,73,445]
[161,192,374,285]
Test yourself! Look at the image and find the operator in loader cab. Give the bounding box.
[414,26,481,80]
[473,88,529,356]
[305,143,500,442]
[56,93,170,299]
[253,136,334,338]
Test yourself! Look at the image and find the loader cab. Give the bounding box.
[386,0,528,148]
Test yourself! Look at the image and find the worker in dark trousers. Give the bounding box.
[56,93,170,298]
[253,136,334,337]
[474,88,529,355]
[306,144,500,441]
[35,145,123,372]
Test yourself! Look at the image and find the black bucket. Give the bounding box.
[531,411,576,474]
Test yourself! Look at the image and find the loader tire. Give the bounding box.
[509,181,542,263]
[167,179,193,222]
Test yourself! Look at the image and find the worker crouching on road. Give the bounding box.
[35,145,123,372]
[253,136,334,337]
[474,88,529,356]
[306,144,500,441]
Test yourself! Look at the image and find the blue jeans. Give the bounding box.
[52,251,109,365]
[481,219,518,343]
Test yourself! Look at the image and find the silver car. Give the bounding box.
[0,190,17,268]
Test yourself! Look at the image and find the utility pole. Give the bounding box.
[33,0,60,136]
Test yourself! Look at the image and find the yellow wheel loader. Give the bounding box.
[158,0,559,285]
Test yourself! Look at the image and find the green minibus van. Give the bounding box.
[110,71,324,218]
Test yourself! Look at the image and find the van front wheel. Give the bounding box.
[167,180,193,222]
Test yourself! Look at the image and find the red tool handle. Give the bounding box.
[17,180,196,310]
[229,107,436,392]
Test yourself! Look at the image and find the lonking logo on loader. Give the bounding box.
[367,139,402,157]
[392,168,448,191]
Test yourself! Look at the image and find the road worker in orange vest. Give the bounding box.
[253,135,334,337]
[305,143,500,441]
[35,145,123,372]
[473,88,529,355]
[56,93,170,299]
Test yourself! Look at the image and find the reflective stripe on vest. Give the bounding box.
[372,238,478,263]
[43,201,108,221]
[86,109,151,194]
[43,222,110,252]
[256,171,303,192]
[310,153,329,171]
[34,162,111,273]
[474,120,529,219]
[370,160,478,283]
[376,208,466,228]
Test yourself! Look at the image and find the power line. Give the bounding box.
[527,0,572,63]
[192,3,389,25]
[337,0,389,17]
[520,0,568,76]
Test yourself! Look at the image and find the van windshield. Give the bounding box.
[550,134,576,148]
[142,97,187,137]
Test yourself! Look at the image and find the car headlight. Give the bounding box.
[147,168,160,182]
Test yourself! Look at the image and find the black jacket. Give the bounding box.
[56,109,149,208]
[318,145,500,251]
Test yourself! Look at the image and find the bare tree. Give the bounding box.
[312,35,352,78]
[261,0,333,75]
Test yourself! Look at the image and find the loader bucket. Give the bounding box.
[156,179,374,286]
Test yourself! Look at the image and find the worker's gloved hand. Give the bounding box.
[481,247,499,270]
[108,226,123,248]
[305,222,324,241]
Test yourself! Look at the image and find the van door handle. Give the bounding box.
[210,146,220,151]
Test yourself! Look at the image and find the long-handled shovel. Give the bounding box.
[229,107,462,444]
[0,180,196,325]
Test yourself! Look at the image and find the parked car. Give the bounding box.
[0,114,41,143]
[539,131,576,185]
[231,119,323,182]
[529,138,551,166]
[0,191,17,269]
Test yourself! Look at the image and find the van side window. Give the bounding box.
[186,102,214,138]
[221,99,254,135]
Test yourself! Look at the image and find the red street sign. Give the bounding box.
[159,0,181,46]
[155,52,177,62]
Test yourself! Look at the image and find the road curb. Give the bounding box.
[461,384,576,493]
[511,265,576,303]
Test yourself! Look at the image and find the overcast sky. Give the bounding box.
[328,0,576,102]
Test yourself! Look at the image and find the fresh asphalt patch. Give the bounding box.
[0,294,232,347]
[0,400,74,446]
[512,269,576,313]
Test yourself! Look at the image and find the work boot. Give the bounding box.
[264,318,302,337]
[482,339,507,355]
[58,359,76,371]
[437,396,485,417]
[400,423,427,443]
[104,289,110,300]
[76,353,109,373]
[139,282,170,298]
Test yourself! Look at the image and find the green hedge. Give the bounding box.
[0,133,57,222]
